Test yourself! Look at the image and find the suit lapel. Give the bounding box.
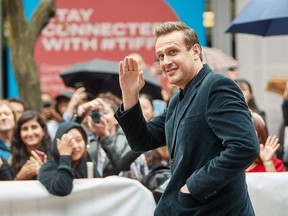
[170,65,212,160]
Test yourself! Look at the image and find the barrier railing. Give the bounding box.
[1,173,287,216]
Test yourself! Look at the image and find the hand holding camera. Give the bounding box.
[90,108,103,124]
[77,98,103,117]
[41,103,62,122]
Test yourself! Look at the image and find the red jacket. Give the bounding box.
[247,157,286,172]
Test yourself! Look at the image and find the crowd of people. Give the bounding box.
[0,76,172,196]
[0,21,287,215]
[0,89,169,184]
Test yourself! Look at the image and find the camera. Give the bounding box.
[42,101,52,108]
[91,109,103,123]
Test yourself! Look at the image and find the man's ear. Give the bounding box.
[192,44,202,61]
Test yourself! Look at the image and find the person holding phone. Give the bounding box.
[74,93,148,180]
[10,110,51,180]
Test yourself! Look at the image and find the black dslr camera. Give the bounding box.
[90,108,103,123]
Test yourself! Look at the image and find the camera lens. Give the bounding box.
[42,102,52,108]
[91,110,101,123]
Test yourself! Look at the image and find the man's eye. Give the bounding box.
[170,50,177,55]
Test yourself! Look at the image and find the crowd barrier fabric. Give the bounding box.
[1,173,288,216]
[0,176,156,216]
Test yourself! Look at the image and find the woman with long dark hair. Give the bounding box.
[11,110,51,180]
[235,79,266,121]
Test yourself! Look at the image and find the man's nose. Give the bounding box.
[163,56,172,66]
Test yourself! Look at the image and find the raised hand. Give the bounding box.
[65,87,88,116]
[57,133,74,156]
[119,57,145,110]
[259,135,280,162]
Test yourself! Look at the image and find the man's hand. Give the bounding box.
[180,184,190,194]
[119,57,145,110]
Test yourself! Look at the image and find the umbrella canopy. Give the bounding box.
[60,58,162,100]
[226,0,288,36]
[202,46,238,71]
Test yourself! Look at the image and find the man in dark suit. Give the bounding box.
[115,21,259,216]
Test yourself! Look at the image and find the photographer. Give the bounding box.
[74,93,148,180]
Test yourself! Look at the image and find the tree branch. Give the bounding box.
[7,0,26,48]
[27,0,55,44]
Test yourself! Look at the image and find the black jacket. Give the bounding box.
[38,122,100,196]
[115,65,259,216]
[0,159,12,180]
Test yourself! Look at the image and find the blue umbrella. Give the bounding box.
[226,0,288,36]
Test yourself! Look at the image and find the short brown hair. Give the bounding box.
[251,111,268,145]
[154,21,203,61]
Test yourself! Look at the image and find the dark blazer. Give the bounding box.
[115,65,259,216]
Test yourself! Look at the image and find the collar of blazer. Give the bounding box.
[182,64,212,97]
[169,65,212,159]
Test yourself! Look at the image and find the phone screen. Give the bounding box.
[35,150,45,160]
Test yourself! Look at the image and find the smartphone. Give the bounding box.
[34,150,45,160]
